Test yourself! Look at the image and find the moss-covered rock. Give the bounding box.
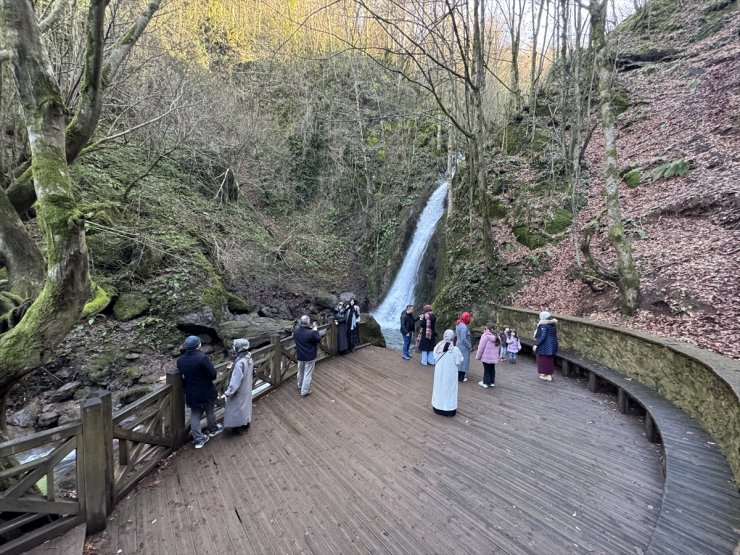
[544,208,573,235]
[123,366,143,382]
[359,315,386,348]
[622,169,642,188]
[513,225,547,249]
[113,292,151,321]
[226,292,253,314]
[118,386,152,405]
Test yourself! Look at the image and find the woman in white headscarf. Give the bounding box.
[431,329,464,417]
[223,338,253,434]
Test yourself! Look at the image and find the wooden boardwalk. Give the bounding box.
[92,347,665,554]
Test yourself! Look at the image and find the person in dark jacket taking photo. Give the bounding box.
[400,305,416,360]
[176,335,223,448]
[293,315,323,397]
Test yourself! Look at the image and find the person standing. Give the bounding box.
[334,302,349,354]
[223,338,253,435]
[346,299,361,352]
[294,315,323,396]
[417,304,437,366]
[506,329,521,364]
[176,335,223,448]
[498,327,509,361]
[476,323,501,388]
[455,311,472,382]
[400,304,416,360]
[431,330,463,417]
[534,311,559,382]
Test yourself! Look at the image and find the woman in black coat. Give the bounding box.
[346,299,361,351]
[334,303,349,354]
[417,304,437,366]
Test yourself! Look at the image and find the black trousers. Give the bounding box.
[483,362,496,385]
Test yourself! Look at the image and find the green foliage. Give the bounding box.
[81,282,113,318]
[613,89,631,115]
[649,159,690,181]
[544,208,572,235]
[622,169,642,188]
[513,225,548,249]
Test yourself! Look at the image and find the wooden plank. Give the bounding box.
[113,385,171,424]
[23,522,86,555]
[0,517,84,555]
[0,497,79,515]
[0,423,80,458]
[113,425,172,448]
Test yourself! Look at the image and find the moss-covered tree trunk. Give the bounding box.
[0,190,45,299]
[591,0,640,315]
[0,0,90,399]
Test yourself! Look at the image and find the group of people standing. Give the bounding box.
[399,305,558,417]
[333,299,361,354]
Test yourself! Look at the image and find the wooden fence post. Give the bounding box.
[81,395,113,534]
[326,321,338,356]
[167,372,186,448]
[269,333,282,386]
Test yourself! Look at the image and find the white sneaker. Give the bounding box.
[478,381,488,388]
[208,424,224,437]
[490,383,495,388]
[195,436,210,449]
[463,377,468,382]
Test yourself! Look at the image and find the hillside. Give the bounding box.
[510,0,739,357]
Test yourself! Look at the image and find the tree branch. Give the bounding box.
[38,0,69,34]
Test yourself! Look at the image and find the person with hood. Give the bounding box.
[534,311,559,381]
[416,304,437,366]
[333,302,349,354]
[346,299,361,352]
[223,338,253,435]
[476,323,501,388]
[455,311,472,382]
[176,335,222,448]
[431,330,464,417]
[293,315,323,396]
[506,329,521,364]
[399,304,416,360]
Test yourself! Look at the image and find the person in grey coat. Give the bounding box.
[223,338,253,434]
[455,311,472,381]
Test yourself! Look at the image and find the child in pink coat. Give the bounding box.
[475,323,501,388]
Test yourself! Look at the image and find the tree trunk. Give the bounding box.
[0,190,45,299]
[0,0,90,398]
[591,0,640,314]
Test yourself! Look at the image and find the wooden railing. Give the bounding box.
[0,323,338,554]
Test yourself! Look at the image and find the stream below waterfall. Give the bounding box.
[372,175,449,349]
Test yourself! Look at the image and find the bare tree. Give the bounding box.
[0,0,161,412]
[580,0,640,314]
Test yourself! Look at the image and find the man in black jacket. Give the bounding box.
[176,336,222,448]
[293,315,323,397]
[400,304,416,360]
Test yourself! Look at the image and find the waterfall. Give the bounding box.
[372,176,449,348]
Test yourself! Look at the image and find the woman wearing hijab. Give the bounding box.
[346,298,361,352]
[455,311,472,382]
[416,304,437,366]
[223,338,253,434]
[533,311,559,382]
[431,330,464,417]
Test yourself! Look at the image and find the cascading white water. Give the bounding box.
[372,176,449,348]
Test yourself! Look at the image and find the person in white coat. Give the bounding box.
[223,338,253,434]
[431,329,463,417]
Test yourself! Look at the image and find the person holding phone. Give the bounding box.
[293,315,323,396]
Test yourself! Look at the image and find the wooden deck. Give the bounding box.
[92,347,666,554]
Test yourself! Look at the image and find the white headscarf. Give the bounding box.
[434,329,455,357]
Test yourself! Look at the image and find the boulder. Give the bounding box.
[226,292,253,314]
[218,315,294,349]
[125,353,141,361]
[113,292,151,321]
[360,315,386,348]
[8,402,39,428]
[339,292,358,303]
[36,411,61,429]
[314,293,339,310]
[177,307,219,338]
[49,381,82,403]
[58,406,81,426]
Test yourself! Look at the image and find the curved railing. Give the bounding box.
[494,305,740,484]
